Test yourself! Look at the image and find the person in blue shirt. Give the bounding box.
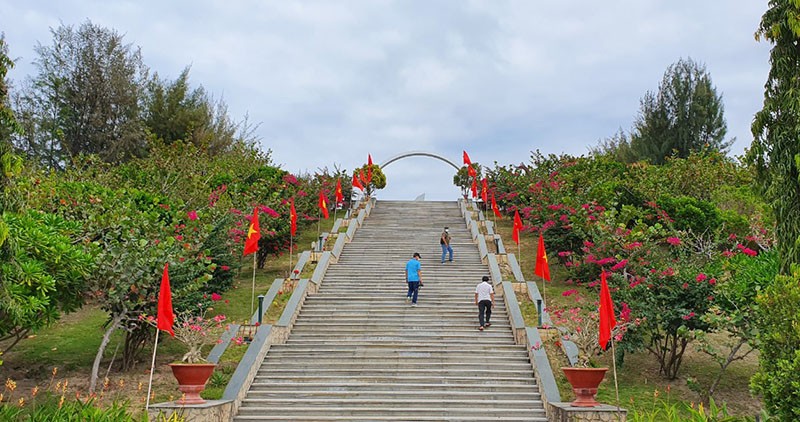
[405,252,423,306]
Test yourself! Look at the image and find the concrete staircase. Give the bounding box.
[234,200,547,421]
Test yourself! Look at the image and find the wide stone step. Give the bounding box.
[265,347,526,357]
[247,382,540,395]
[255,374,536,385]
[266,344,525,353]
[235,405,547,419]
[293,324,511,334]
[256,367,532,378]
[240,397,544,409]
[260,359,532,369]
[235,415,545,421]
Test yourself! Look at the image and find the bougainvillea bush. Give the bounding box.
[486,150,774,380]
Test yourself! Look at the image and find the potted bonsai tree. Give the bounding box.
[547,288,634,407]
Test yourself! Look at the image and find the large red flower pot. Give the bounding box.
[561,367,608,407]
[168,363,216,405]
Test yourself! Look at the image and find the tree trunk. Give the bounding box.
[89,314,122,394]
[706,338,753,401]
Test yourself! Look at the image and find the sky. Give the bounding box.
[1,1,771,200]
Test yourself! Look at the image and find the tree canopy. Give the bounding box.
[630,58,730,164]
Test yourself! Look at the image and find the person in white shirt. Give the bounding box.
[474,276,494,331]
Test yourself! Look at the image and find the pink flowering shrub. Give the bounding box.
[143,302,227,363]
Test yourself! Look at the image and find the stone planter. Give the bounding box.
[169,363,216,405]
[561,367,608,407]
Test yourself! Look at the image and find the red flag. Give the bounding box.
[157,263,175,337]
[358,169,368,188]
[481,178,488,203]
[318,190,329,219]
[491,192,502,219]
[463,150,472,165]
[467,164,477,178]
[512,210,523,245]
[534,233,551,281]
[367,154,373,184]
[352,172,364,191]
[290,197,297,236]
[599,271,617,351]
[335,179,344,205]
[243,208,261,256]
[471,178,478,198]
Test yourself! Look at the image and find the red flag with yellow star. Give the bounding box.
[467,163,477,178]
[243,207,261,256]
[471,178,478,198]
[481,178,488,203]
[534,232,551,281]
[463,150,472,166]
[290,198,297,236]
[335,179,344,205]
[318,190,329,219]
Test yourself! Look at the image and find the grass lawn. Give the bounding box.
[493,215,762,418]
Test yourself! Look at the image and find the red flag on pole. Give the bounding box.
[290,197,298,236]
[157,263,175,337]
[481,178,488,203]
[599,270,617,350]
[534,233,551,281]
[463,150,472,165]
[243,208,261,256]
[491,192,502,218]
[471,178,478,198]
[512,210,523,245]
[367,154,373,185]
[335,179,344,205]
[318,190,329,219]
[352,172,364,192]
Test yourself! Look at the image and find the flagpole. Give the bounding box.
[250,252,257,317]
[541,274,546,310]
[145,329,160,411]
[611,338,621,420]
[289,234,294,278]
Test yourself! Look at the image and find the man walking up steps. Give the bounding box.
[405,252,423,307]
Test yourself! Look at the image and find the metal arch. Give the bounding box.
[379,151,460,171]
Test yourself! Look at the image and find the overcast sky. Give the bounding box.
[1,1,771,200]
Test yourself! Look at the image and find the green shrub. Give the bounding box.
[750,269,800,421]
[0,394,146,422]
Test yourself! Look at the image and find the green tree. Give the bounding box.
[143,67,247,154]
[0,36,95,356]
[452,163,481,198]
[631,58,730,164]
[748,1,800,275]
[15,20,148,167]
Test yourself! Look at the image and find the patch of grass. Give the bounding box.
[3,307,125,371]
[515,291,539,327]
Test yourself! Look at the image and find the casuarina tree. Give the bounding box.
[631,58,730,164]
